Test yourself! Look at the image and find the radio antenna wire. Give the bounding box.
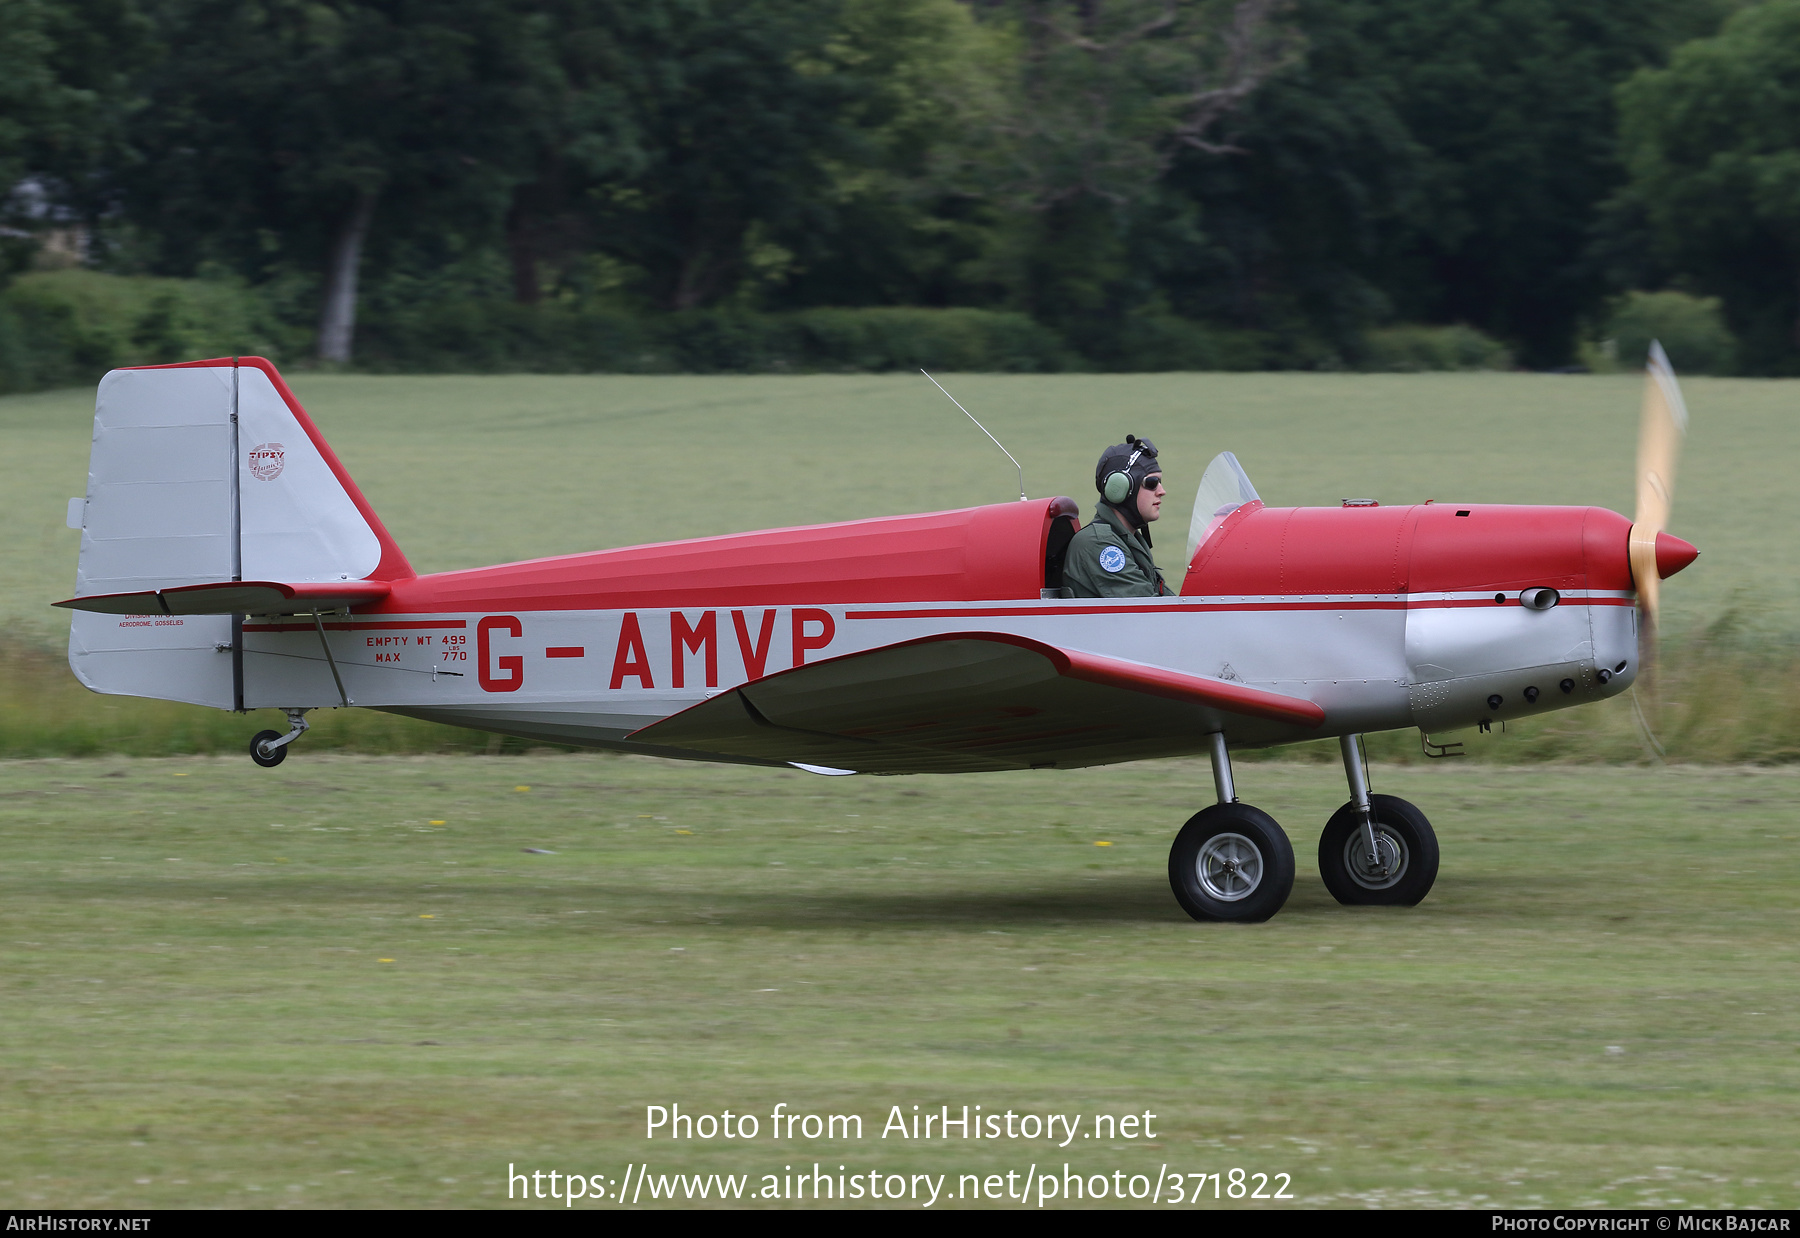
[920,369,1027,501]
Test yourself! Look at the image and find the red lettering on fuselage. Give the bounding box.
[732,609,776,681]
[611,613,654,688]
[792,608,836,666]
[671,610,718,688]
[471,609,839,692]
[477,615,523,692]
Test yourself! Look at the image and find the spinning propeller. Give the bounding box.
[1628,341,1700,692]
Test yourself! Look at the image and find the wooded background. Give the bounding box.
[2,0,1795,382]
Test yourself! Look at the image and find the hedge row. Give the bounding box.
[0,270,295,393]
[1601,291,1739,376]
[354,300,1076,374]
[2,270,1539,393]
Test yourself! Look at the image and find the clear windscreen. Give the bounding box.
[1186,451,1262,565]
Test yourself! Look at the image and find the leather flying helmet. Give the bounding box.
[1096,435,1161,513]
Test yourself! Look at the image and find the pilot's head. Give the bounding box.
[1095,435,1166,527]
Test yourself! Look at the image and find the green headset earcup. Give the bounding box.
[1103,471,1131,505]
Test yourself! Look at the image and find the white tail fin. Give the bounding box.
[65,357,410,707]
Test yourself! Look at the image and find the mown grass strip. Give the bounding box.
[0,753,1794,1208]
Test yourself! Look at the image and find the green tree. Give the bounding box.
[496,0,644,304]
[1617,0,1800,373]
[122,0,557,360]
[1154,0,1724,368]
[751,0,1012,310]
[578,0,1293,316]
[0,0,148,273]
[964,0,1299,331]
[582,0,926,310]
[498,0,997,311]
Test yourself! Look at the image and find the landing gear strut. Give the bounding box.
[1316,733,1440,905]
[1168,732,1295,923]
[249,709,310,768]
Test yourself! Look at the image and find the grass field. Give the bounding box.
[2,371,1796,760]
[0,752,1795,1209]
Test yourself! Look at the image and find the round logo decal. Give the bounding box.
[1099,545,1127,573]
[247,443,286,481]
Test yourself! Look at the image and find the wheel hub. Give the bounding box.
[1343,828,1408,890]
[1195,832,1264,902]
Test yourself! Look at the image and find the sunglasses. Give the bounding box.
[1140,475,1165,491]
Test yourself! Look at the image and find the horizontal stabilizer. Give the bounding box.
[55,579,391,616]
[629,632,1323,775]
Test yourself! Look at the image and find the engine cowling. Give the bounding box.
[1184,502,1639,731]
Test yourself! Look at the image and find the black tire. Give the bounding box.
[249,729,287,768]
[1317,794,1439,906]
[1168,803,1295,923]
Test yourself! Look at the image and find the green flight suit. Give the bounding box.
[1063,503,1169,598]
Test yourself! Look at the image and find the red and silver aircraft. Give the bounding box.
[56,354,1698,922]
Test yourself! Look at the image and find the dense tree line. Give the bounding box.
[5,0,1794,371]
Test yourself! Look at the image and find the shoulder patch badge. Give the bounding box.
[1099,545,1127,573]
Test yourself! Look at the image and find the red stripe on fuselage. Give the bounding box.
[844,596,1630,620]
[270,596,1629,631]
[242,619,468,632]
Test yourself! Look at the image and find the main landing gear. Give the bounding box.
[249,709,310,768]
[1167,732,1439,923]
[1168,733,1296,922]
[1317,734,1439,906]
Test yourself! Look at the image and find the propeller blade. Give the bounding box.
[1634,340,1687,528]
[1627,340,1688,638]
[1626,340,1695,750]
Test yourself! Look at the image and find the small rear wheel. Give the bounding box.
[1168,803,1295,923]
[1318,794,1439,906]
[249,729,287,768]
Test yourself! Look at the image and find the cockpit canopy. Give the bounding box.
[1186,451,1262,566]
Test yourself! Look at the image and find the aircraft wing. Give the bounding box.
[53,579,391,616]
[628,632,1324,774]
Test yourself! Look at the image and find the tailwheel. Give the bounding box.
[248,709,309,768]
[1168,803,1295,923]
[1317,794,1439,906]
[249,730,288,768]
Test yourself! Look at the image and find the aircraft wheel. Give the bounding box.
[249,730,288,768]
[1168,803,1295,923]
[1317,794,1439,906]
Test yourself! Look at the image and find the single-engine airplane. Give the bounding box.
[55,354,1697,922]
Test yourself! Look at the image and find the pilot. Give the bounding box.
[1063,435,1171,598]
